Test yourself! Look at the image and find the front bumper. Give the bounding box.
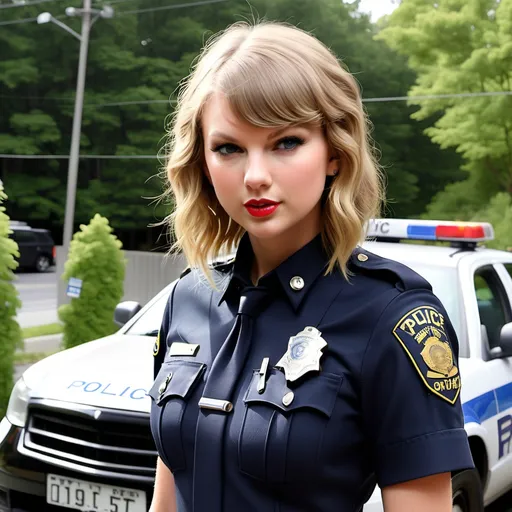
[0,417,154,512]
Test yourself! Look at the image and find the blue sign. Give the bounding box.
[66,277,83,298]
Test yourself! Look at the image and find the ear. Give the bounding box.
[327,155,339,177]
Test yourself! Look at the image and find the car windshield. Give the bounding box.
[396,262,463,343]
[125,291,170,336]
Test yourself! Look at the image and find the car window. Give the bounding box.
[35,231,53,244]
[505,264,512,282]
[401,263,463,342]
[12,230,37,243]
[474,266,511,350]
[125,292,169,336]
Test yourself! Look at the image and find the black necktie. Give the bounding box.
[193,286,268,511]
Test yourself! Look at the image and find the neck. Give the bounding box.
[249,227,321,285]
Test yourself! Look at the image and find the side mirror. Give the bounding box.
[498,322,512,357]
[114,301,142,327]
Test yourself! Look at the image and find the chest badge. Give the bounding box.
[276,326,327,382]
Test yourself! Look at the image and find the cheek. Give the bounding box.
[204,156,241,199]
[283,153,327,202]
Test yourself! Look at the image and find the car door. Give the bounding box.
[13,230,38,267]
[471,263,512,501]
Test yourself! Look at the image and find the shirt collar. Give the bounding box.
[218,233,329,312]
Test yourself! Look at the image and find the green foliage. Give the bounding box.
[58,214,126,349]
[0,185,22,418]
[378,0,512,218]
[0,0,463,236]
[472,193,512,251]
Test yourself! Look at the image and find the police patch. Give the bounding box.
[153,331,160,357]
[393,305,460,405]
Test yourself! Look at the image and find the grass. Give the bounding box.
[14,351,58,365]
[22,322,63,339]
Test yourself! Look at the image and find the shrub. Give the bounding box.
[0,186,22,417]
[58,214,126,349]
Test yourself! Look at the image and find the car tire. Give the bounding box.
[34,254,51,272]
[452,469,484,512]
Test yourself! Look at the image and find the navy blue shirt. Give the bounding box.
[150,234,474,511]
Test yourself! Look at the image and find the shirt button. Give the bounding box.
[357,253,368,262]
[282,391,295,407]
[289,276,305,291]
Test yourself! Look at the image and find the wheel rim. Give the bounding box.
[453,489,468,512]
[37,256,50,271]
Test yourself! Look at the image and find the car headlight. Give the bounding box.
[6,377,31,428]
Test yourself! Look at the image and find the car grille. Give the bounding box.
[20,399,157,482]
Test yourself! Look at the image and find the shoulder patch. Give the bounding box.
[153,331,160,357]
[392,305,460,405]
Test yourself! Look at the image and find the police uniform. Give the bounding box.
[149,234,474,512]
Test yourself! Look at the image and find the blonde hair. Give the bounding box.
[164,21,383,281]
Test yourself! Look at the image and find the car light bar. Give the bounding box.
[367,219,494,243]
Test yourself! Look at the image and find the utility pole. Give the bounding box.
[37,1,113,254]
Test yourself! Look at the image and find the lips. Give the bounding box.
[244,199,280,218]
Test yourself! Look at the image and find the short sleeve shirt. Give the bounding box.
[149,234,474,512]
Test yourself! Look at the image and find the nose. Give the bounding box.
[244,154,272,190]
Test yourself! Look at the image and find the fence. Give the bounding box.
[56,247,186,308]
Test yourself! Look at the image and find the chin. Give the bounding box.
[241,219,296,241]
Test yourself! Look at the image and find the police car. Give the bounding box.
[1,219,512,512]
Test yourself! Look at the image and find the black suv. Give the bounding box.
[9,222,55,272]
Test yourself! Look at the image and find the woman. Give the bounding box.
[149,21,474,512]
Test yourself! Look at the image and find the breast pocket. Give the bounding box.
[238,368,342,483]
[148,360,206,472]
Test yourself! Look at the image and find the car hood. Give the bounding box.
[23,333,155,414]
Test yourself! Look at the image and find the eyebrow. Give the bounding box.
[208,125,303,142]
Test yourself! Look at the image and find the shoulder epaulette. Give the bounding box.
[351,247,431,292]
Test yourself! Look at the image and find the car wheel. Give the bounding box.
[452,469,484,512]
[35,255,51,272]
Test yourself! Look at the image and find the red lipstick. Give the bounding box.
[244,198,280,218]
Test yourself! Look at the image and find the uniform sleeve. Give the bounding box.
[361,289,474,487]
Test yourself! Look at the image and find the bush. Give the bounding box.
[0,186,22,417]
[58,214,126,349]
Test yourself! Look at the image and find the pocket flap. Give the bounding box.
[148,360,206,405]
[244,368,342,417]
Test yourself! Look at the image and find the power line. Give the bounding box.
[0,153,159,159]
[115,0,228,15]
[0,0,228,24]
[0,11,65,24]
[2,90,512,106]
[363,90,512,102]
[0,15,36,24]
[0,0,64,10]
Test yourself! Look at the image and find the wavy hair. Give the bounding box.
[164,21,384,282]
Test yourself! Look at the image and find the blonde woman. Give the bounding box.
[149,22,474,512]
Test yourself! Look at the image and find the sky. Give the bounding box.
[357,0,399,21]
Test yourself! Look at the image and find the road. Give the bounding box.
[14,269,58,328]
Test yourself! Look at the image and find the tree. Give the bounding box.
[1,0,464,238]
[58,214,126,348]
[472,192,512,250]
[378,0,512,218]
[0,185,22,417]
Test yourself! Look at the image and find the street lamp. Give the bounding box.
[37,1,114,256]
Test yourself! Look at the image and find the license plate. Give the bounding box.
[46,474,146,512]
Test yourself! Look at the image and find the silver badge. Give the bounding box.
[276,327,327,382]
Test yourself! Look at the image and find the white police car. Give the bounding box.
[1,219,512,512]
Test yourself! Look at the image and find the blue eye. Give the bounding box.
[213,143,240,156]
[276,137,305,151]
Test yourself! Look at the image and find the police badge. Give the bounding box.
[276,327,327,382]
